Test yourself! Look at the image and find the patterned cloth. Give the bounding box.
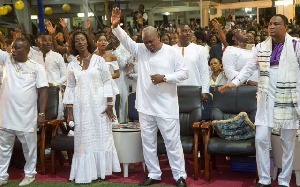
[258,34,300,128]
[212,112,255,141]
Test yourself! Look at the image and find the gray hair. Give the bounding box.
[142,26,158,36]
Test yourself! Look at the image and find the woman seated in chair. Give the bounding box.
[63,31,121,184]
[209,57,227,86]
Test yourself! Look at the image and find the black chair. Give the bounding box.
[47,107,74,174]
[157,86,204,180]
[126,92,139,122]
[115,94,121,121]
[197,85,257,181]
[13,86,60,174]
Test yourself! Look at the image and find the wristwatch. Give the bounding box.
[163,75,167,82]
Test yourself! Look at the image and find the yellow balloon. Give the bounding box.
[0,6,8,16]
[44,7,53,15]
[62,4,71,12]
[4,5,12,13]
[14,0,24,10]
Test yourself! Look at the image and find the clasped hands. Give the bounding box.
[150,74,164,85]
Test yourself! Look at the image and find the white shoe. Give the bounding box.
[0,180,7,186]
[19,177,35,186]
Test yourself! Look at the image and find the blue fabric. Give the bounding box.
[212,112,255,141]
[127,92,139,121]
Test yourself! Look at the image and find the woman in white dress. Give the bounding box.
[209,57,228,86]
[95,33,120,123]
[63,31,121,184]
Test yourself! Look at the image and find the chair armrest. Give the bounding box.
[46,119,67,138]
[192,120,204,129]
[201,121,212,129]
[47,119,66,126]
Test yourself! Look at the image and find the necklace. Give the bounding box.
[13,62,25,72]
[79,53,91,67]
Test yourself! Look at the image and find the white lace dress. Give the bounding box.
[63,54,121,183]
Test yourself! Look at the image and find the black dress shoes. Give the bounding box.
[254,183,272,187]
[138,177,161,186]
[278,185,288,187]
[176,177,187,187]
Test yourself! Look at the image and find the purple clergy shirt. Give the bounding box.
[270,40,297,66]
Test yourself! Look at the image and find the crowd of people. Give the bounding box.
[0,3,299,187]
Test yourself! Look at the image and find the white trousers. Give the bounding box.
[256,125,296,186]
[0,128,37,180]
[139,113,187,181]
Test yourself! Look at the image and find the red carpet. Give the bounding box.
[8,155,298,187]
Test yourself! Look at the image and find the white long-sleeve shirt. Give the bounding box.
[173,43,210,93]
[32,50,67,86]
[222,46,259,83]
[112,25,189,119]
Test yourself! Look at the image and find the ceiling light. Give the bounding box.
[31,15,38,19]
[275,0,293,6]
[77,12,94,18]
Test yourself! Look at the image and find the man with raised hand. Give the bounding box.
[111,7,188,187]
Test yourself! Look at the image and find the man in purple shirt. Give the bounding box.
[219,14,300,187]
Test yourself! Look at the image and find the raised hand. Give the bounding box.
[59,18,68,28]
[45,21,57,35]
[211,19,221,30]
[86,18,91,29]
[0,31,5,44]
[111,7,121,28]
[11,28,22,40]
[218,83,236,93]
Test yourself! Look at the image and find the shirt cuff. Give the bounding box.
[111,24,121,31]
[232,78,241,87]
[164,74,172,82]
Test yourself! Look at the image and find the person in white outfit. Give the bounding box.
[219,14,300,187]
[0,38,48,186]
[209,57,228,86]
[33,34,67,119]
[110,35,133,123]
[64,31,120,184]
[95,33,120,124]
[222,29,259,86]
[111,7,188,187]
[173,24,210,101]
